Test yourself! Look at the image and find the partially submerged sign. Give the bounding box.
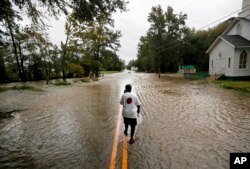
[178,65,196,74]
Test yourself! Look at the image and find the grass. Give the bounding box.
[213,80,250,93]
[1,85,44,92]
[12,85,35,90]
[0,87,8,92]
[11,85,44,92]
[100,71,120,74]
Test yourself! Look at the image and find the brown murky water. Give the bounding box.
[0,72,250,169]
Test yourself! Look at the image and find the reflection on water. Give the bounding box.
[0,72,250,169]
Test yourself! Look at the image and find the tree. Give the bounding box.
[100,49,124,71]
[136,36,155,72]
[0,0,127,82]
[0,0,68,81]
[0,46,8,83]
[2,6,25,81]
[136,5,188,74]
[50,46,61,79]
[0,0,67,24]
[147,5,165,76]
[134,10,232,73]
[4,26,57,83]
[63,13,122,77]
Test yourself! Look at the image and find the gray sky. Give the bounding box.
[49,0,242,64]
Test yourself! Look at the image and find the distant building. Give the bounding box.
[206,0,250,78]
[131,66,138,71]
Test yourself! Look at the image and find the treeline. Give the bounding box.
[127,5,232,73]
[0,0,127,83]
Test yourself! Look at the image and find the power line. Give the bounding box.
[198,4,250,30]
[198,9,241,30]
[146,5,250,52]
[137,4,250,58]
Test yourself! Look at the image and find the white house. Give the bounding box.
[206,0,250,78]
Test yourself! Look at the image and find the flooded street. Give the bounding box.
[0,72,250,169]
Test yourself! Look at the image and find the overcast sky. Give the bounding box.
[49,0,242,64]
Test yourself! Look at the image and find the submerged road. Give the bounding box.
[0,72,250,169]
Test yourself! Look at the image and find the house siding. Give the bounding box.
[209,40,234,76]
[232,48,250,76]
[227,20,250,40]
[242,22,250,40]
[227,25,237,35]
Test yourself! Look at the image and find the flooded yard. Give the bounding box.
[0,72,250,169]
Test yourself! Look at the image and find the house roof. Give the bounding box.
[222,17,250,35]
[221,34,250,47]
[206,35,250,53]
[206,17,250,53]
[237,17,250,23]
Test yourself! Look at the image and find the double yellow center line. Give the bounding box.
[109,105,128,169]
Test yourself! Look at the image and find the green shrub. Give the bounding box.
[0,87,8,92]
[12,85,44,92]
[67,63,84,77]
[100,71,119,74]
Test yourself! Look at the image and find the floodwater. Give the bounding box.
[0,72,250,169]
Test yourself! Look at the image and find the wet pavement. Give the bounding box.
[0,72,250,169]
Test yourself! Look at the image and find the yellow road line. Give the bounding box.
[109,105,123,169]
[122,135,128,169]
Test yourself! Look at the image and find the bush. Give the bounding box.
[11,85,44,92]
[67,63,84,78]
[0,87,8,92]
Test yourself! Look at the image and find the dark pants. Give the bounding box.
[123,117,137,139]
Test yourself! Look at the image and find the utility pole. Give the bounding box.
[155,28,161,78]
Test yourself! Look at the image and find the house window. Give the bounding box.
[228,58,231,68]
[239,50,247,69]
[211,59,213,68]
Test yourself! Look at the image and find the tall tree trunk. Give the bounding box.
[62,31,69,81]
[94,44,100,78]
[18,42,26,81]
[48,61,52,80]
[0,49,7,83]
[40,46,50,84]
[44,52,50,85]
[44,59,49,85]
[6,16,23,81]
[155,30,161,78]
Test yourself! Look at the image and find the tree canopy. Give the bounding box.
[131,5,232,73]
[0,0,127,83]
[135,5,188,73]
